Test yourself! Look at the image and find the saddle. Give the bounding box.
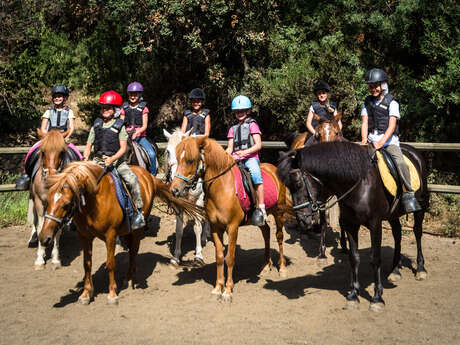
[129,138,159,172]
[232,163,278,218]
[108,169,135,232]
[375,148,420,197]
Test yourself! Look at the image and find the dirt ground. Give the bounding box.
[0,211,459,345]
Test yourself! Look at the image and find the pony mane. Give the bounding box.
[276,151,297,187]
[41,130,67,153]
[48,161,100,202]
[298,142,373,184]
[167,127,185,147]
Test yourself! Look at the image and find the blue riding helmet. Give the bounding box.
[231,95,252,110]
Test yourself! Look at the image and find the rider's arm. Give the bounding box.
[306,110,316,135]
[105,140,127,166]
[226,138,234,155]
[180,116,188,133]
[373,116,397,150]
[242,133,262,155]
[65,118,75,140]
[133,113,148,139]
[83,127,95,160]
[360,115,368,145]
[204,114,211,137]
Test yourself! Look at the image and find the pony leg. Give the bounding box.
[78,233,94,305]
[223,223,239,301]
[413,210,427,280]
[193,220,204,264]
[318,210,328,262]
[50,228,62,268]
[274,213,288,277]
[388,218,402,282]
[369,220,385,311]
[34,216,46,269]
[27,198,38,248]
[125,232,141,288]
[345,222,360,308]
[211,226,225,297]
[171,213,184,265]
[259,223,272,276]
[105,230,118,304]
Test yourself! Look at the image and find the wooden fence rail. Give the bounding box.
[1,141,459,194]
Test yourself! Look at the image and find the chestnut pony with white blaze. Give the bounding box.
[170,136,292,301]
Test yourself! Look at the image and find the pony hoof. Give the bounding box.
[78,296,91,305]
[107,296,119,305]
[415,271,427,281]
[369,302,385,312]
[388,272,402,282]
[169,259,180,269]
[211,288,222,298]
[52,262,62,270]
[345,300,359,310]
[260,265,271,276]
[221,292,232,303]
[193,257,205,267]
[317,257,328,268]
[34,264,45,271]
[279,268,288,278]
[28,241,38,248]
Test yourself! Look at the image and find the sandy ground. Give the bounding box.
[0,212,459,345]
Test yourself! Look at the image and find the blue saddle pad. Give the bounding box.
[109,171,134,231]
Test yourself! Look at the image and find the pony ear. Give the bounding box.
[196,136,207,148]
[313,114,320,121]
[163,129,172,139]
[37,128,45,139]
[184,128,193,137]
[334,111,342,122]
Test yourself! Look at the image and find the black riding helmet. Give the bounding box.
[51,84,69,97]
[365,68,388,84]
[188,88,206,100]
[313,81,331,94]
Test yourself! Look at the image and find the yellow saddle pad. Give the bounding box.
[376,151,420,196]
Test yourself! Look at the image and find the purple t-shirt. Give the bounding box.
[227,121,262,160]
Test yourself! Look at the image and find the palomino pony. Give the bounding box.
[38,161,203,305]
[29,128,77,269]
[277,141,428,311]
[170,137,292,301]
[163,128,209,266]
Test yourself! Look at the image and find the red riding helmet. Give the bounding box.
[98,90,123,106]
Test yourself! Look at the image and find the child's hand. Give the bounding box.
[236,150,247,157]
[104,156,113,166]
[372,141,384,150]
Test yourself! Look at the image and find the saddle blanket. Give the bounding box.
[109,171,134,229]
[376,151,420,196]
[232,165,278,213]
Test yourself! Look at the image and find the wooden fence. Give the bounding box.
[0,141,459,194]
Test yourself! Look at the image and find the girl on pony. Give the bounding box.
[181,88,211,137]
[16,84,82,190]
[305,81,342,147]
[83,90,145,229]
[120,82,157,175]
[360,68,421,213]
[226,95,266,226]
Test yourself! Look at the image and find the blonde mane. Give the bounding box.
[48,161,101,203]
[41,130,67,154]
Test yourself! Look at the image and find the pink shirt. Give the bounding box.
[120,106,150,137]
[227,121,262,160]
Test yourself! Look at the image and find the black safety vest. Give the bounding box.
[311,101,336,128]
[185,109,209,135]
[93,118,125,156]
[47,106,70,131]
[122,101,147,127]
[364,93,399,135]
[232,117,257,151]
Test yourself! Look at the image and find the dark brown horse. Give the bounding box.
[170,137,292,301]
[38,161,203,305]
[277,141,428,311]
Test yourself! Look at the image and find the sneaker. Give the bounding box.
[131,209,146,230]
[401,191,422,213]
[16,173,30,190]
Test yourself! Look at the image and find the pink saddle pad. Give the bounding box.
[232,165,278,213]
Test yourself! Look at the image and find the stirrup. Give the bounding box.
[251,208,266,226]
[16,173,30,190]
[131,210,146,230]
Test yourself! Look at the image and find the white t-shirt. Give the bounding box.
[361,99,400,147]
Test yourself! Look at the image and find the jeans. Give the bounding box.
[135,136,157,175]
[243,157,263,185]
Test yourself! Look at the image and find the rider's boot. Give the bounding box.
[131,209,146,230]
[16,173,30,190]
[401,191,422,213]
[252,208,267,226]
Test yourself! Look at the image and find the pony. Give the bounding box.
[163,128,209,266]
[29,128,78,270]
[38,161,204,305]
[170,137,292,301]
[277,141,428,311]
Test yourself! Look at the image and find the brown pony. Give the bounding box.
[170,137,291,301]
[30,128,70,269]
[38,161,203,305]
[287,112,343,149]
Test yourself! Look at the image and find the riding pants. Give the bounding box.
[384,144,413,192]
[135,136,157,175]
[243,157,263,185]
